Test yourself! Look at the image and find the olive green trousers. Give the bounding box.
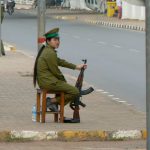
[48,80,80,105]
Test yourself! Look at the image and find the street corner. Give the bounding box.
[4,42,16,52]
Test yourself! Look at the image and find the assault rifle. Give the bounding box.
[64,59,94,123]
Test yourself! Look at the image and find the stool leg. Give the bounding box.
[42,91,47,123]
[54,114,58,122]
[36,92,41,122]
[60,92,64,123]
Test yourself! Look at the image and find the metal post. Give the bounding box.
[0,0,5,56]
[37,0,46,51]
[146,0,150,149]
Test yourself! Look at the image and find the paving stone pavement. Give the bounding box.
[0,50,146,133]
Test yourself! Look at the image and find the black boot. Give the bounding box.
[46,97,58,112]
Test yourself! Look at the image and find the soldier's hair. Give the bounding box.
[46,38,52,43]
[33,45,45,87]
[33,38,52,87]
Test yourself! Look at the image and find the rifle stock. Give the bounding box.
[81,87,94,95]
[71,87,94,108]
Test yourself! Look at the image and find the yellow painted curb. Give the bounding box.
[0,131,11,141]
[97,131,108,140]
[141,129,147,139]
[61,131,76,139]
[58,130,107,141]
[0,130,147,142]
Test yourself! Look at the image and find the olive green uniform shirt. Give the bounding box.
[37,45,76,89]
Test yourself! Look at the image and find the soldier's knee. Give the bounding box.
[73,87,80,97]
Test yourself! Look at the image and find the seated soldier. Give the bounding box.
[33,28,86,112]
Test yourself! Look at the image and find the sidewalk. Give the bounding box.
[17,8,145,31]
[0,44,146,141]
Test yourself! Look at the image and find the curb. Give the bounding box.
[53,15,77,21]
[85,20,145,31]
[0,130,147,142]
[3,43,35,59]
[4,42,16,52]
[52,15,145,31]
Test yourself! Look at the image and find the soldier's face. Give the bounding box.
[48,38,60,49]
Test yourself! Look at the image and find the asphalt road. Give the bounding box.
[2,11,146,111]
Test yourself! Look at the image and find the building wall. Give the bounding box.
[122,0,145,20]
[124,0,145,6]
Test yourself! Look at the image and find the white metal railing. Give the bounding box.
[15,0,34,5]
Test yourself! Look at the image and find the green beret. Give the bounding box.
[44,28,59,39]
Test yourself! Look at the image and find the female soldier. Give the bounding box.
[33,28,86,112]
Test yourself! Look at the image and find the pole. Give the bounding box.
[0,1,5,56]
[146,0,150,149]
[37,0,46,51]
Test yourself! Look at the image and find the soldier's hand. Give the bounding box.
[76,64,87,70]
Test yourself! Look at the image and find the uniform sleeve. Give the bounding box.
[57,57,76,69]
[45,52,66,81]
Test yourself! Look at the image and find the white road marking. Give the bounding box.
[112,44,122,48]
[96,88,132,108]
[129,48,140,53]
[108,95,114,97]
[98,41,106,45]
[96,89,104,92]
[102,91,109,94]
[112,98,120,100]
[118,100,126,103]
